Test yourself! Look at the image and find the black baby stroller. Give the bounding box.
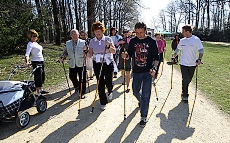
[0,65,47,128]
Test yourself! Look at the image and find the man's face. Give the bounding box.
[182,29,189,37]
[71,31,79,41]
[135,28,146,39]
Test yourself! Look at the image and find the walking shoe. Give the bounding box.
[181,94,189,103]
[79,94,86,99]
[41,90,49,94]
[38,95,46,100]
[182,96,188,102]
[108,93,113,102]
[139,117,147,128]
[126,89,130,93]
[101,105,106,111]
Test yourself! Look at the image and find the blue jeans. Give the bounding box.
[132,72,152,117]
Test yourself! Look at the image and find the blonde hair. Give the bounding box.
[27,29,39,40]
[91,21,106,33]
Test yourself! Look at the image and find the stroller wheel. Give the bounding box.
[16,111,30,128]
[36,99,47,113]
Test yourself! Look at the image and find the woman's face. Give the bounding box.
[30,34,38,42]
[155,35,161,41]
[112,30,116,36]
[94,29,103,39]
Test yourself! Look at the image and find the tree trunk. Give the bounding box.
[195,0,200,29]
[61,0,67,42]
[74,0,80,30]
[87,0,96,38]
[206,0,210,29]
[51,0,61,45]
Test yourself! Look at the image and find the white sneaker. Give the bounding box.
[101,105,106,111]
[108,93,113,102]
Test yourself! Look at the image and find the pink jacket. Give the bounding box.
[156,39,166,54]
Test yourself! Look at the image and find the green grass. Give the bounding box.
[0,44,69,89]
[165,40,230,116]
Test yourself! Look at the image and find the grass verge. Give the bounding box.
[0,44,68,89]
[164,40,230,116]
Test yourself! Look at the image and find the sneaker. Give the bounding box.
[41,90,49,94]
[38,95,46,100]
[181,94,189,103]
[139,117,147,127]
[182,96,188,102]
[108,93,113,102]
[79,94,86,99]
[126,89,130,93]
[101,105,106,111]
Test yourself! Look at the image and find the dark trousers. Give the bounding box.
[156,53,163,76]
[93,61,114,105]
[32,61,45,87]
[69,66,86,95]
[180,65,196,97]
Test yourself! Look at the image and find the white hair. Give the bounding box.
[70,29,79,35]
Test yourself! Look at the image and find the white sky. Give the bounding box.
[140,0,172,29]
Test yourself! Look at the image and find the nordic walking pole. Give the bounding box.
[171,59,173,90]
[91,47,107,113]
[123,47,126,120]
[62,62,72,95]
[187,66,198,127]
[151,69,158,101]
[159,59,173,113]
[78,46,88,114]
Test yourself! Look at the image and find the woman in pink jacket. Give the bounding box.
[155,33,166,78]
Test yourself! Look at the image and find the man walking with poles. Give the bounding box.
[122,22,159,127]
[59,29,88,99]
[171,25,204,102]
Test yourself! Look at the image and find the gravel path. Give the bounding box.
[0,62,229,143]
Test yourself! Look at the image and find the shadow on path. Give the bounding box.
[105,108,139,143]
[155,101,194,143]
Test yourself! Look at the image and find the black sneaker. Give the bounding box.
[125,89,130,93]
[41,90,49,94]
[38,95,46,100]
[139,117,147,127]
[182,96,188,103]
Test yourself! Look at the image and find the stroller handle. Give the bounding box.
[8,65,28,80]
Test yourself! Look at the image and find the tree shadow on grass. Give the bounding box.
[155,101,195,143]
